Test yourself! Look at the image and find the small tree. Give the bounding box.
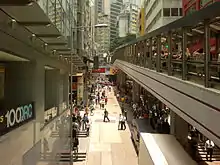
[110,34,136,52]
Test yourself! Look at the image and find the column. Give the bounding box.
[63,73,69,108]
[45,69,60,112]
[167,32,172,75]
[170,111,189,148]
[132,81,140,103]
[182,28,187,80]
[149,38,153,69]
[156,35,161,72]
[204,19,210,87]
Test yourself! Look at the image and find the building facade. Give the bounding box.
[144,0,182,33]
[95,13,110,56]
[0,0,85,165]
[110,0,123,44]
[118,2,139,37]
[118,13,130,37]
[182,0,220,16]
[137,6,145,37]
[130,4,139,34]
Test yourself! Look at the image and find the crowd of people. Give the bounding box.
[116,85,170,134]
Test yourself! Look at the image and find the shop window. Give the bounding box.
[163,8,170,17]
[171,8,178,16]
[0,67,5,99]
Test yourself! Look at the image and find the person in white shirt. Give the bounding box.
[205,139,215,161]
[132,103,137,111]
[118,114,126,130]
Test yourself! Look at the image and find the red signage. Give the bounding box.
[92,68,105,73]
[72,83,77,90]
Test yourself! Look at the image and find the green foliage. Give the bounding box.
[110,34,136,52]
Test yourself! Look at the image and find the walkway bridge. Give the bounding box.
[112,2,220,147]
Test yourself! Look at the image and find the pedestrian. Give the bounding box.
[82,114,88,130]
[205,139,215,161]
[103,108,110,122]
[118,114,122,130]
[120,114,126,130]
[124,109,127,120]
[105,96,108,105]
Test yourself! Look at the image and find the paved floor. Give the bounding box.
[86,90,138,165]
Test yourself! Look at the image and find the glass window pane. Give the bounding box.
[171,8,178,16]
[163,8,170,17]
[179,8,182,16]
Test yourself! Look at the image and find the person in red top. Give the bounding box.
[105,96,108,105]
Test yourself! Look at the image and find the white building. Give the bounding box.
[144,0,182,33]
[117,2,139,37]
[118,13,129,37]
[110,0,123,43]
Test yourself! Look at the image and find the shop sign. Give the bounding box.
[0,103,35,136]
[92,68,105,73]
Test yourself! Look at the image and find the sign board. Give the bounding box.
[0,102,35,136]
[92,68,105,73]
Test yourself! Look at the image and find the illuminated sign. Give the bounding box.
[0,103,35,136]
[92,68,105,73]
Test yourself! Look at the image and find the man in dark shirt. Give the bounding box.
[103,109,110,122]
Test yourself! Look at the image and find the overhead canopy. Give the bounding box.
[0,1,85,67]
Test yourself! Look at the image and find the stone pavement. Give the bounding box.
[85,89,138,165]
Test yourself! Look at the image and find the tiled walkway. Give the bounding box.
[86,90,138,165]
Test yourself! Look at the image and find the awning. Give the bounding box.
[0,1,85,67]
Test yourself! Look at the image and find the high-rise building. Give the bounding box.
[137,6,145,37]
[144,0,182,33]
[83,0,93,57]
[118,2,139,37]
[95,13,110,56]
[110,0,123,44]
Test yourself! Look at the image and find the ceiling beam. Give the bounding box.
[36,34,61,38]
[18,22,50,26]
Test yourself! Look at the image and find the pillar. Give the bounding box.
[156,35,161,72]
[132,81,140,103]
[167,32,172,75]
[182,28,187,80]
[204,19,210,87]
[170,110,189,148]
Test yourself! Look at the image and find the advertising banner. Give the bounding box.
[77,76,84,104]
[0,102,35,136]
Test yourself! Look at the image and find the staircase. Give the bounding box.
[197,142,220,162]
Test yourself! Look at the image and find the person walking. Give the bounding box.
[120,114,126,130]
[118,114,122,130]
[105,96,108,105]
[205,139,215,161]
[82,114,88,130]
[103,109,110,122]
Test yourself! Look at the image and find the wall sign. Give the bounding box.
[0,102,35,136]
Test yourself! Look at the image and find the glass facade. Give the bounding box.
[38,0,77,39]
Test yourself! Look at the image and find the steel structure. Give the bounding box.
[112,2,220,88]
[182,0,220,16]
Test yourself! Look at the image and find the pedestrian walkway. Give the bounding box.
[86,90,138,165]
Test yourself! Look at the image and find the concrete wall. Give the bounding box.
[115,60,220,147]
